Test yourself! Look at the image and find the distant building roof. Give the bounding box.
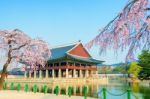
[49,42,104,64]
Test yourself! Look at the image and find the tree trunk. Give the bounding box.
[0,50,12,90]
[0,72,7,90]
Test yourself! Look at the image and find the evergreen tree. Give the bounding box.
[138,50,150,79]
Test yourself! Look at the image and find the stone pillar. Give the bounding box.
[66,86,68,95]
[86,70,89,78]
[79,70,83,78]
[29,71,31,78]
[38,86,42,92]
[80,86,83,95]
[39,70,42,78]
[96,84,99,93]
[52,69,55,79]
[73,86,76,95]
[59,86,61,95]
[46,70,48,78]
[24,70,27,78]
[66,69,68,78]
[86,86,89,92]
[73,69,76,78]
[34,70,36,79]
[52,86,54,94]
[58,69,61,78]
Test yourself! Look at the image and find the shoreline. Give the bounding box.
[0,90,97,99]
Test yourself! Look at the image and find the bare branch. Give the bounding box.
[12,42,28,51]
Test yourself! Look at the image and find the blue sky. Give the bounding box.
[0,0,129,64]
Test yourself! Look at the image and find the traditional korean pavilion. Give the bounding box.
[25,42,104,78]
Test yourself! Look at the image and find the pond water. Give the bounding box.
[96,79,150,99]
[5,78,150,99]
[50,79,150,99]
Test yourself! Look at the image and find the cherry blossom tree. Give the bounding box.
[86,0,150,62]
[0,29,51,89]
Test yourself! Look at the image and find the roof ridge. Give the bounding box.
[51,41,80,49]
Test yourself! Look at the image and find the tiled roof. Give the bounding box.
[67,54,104,64]
[49,42,104,64]
[50,43,76,60]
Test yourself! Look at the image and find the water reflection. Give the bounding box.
[5,79,150,99]
[37,81,150,99]
[103,80,150,99]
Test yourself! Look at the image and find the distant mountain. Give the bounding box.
[109,63,125,67]
[98,62,132,67]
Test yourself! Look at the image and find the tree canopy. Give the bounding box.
[0,29,51,70]
[86,0,150,62]
[138,50,150,79]
[0,29,51,89]
[128,62,142,78]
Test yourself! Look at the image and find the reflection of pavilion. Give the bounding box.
[25,42,104,78]
[5,78,101,97]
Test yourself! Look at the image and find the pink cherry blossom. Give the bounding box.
[86,0,149,62]
[0,29,51,71]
